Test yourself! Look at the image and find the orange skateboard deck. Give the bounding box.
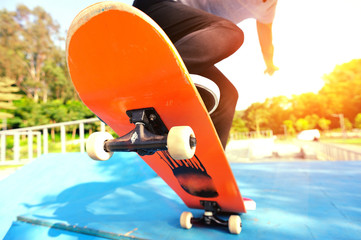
[67,1,253,232]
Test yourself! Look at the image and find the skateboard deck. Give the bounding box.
[66,2,248,215]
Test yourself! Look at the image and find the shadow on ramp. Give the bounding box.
[2,152,361,239]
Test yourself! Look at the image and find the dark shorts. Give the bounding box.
[134,0,228,43]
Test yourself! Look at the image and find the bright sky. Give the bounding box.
[1,0,361,110]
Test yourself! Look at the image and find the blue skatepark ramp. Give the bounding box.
[1,152,361,239]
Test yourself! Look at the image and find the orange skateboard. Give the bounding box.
[66,1,255,234]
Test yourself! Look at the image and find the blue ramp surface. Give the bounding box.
[1,152,361,239]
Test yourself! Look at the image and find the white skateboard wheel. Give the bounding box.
[228,215,242,234]
[86,132,114,161]
[167,126,196,160]
[180,211,193,229]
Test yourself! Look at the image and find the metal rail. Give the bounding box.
[0,118,105,165]
[298,141,361,161]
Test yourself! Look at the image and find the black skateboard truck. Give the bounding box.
[86,108,196,161]
[180,201,242,234]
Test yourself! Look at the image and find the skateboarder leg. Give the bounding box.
[133,0,243,149]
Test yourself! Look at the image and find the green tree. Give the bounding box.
[305,114,319,129]
[318,118,331,131]
[1,5,77,104]
[244,102,269,133]
[0,9,26,82]
[9,98,49,128]
[66,100,93,121]
[263,96,291,134]
[42,99,68,123]
[355,113,361,129]
[320,59,361,123]
[43,48,76,101]
[231,111,248,133]
[66,100,94,139]
[0,77,21,118]
[14,5,61,102]
[295,118,309,132]
[291,93,326,119]
[42,99,68,141]
[344,118,353,130]
[283,119,296,136]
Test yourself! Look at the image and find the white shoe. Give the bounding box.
[191,74,220,115]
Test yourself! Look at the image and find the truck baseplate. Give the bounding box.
[191,201,229,228]
[104,108,169,156]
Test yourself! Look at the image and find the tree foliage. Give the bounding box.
[320,59,361,122]
[231,111,248,133]
[0,77,21,118]
[355,114,361,129]
[318,118,331,131]
[7,98,94,129]
[0,4,81,129]
[0,5,75,103]
[1,4,360,135]
[235,59,361,135]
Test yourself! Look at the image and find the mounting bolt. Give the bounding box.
[149,114,157,121]
[190,136,197,148]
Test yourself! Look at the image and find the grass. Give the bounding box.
[3,133,88,161]
[0,165,23,170]
[4,138,85,161]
